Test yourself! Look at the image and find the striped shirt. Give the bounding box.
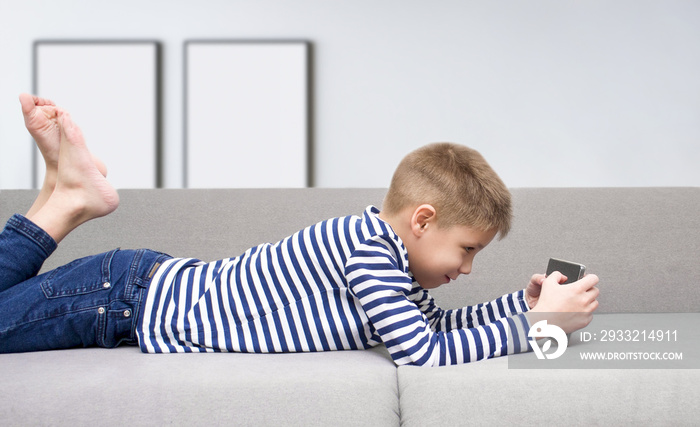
[137,206,531,366]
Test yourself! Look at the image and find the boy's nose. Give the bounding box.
[459,261,472,275]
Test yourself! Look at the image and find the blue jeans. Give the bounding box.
[0,214,171,353]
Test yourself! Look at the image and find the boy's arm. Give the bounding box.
[408,283,530,333]
[346,237,531,367]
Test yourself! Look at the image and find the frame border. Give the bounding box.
[183,39,314,188]
[32,39,163,188]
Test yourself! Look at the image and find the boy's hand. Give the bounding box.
[525,273,546,309]
[526,271,600,333]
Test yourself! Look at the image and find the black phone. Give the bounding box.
[546,258,586,284]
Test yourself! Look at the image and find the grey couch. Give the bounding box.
[1,188,698,426]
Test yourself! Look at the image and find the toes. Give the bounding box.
[19,93,55,112]
[19,93,36,115]
[34,96,56,107]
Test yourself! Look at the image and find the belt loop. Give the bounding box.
[101,248,119,284]
[130,249,145,280]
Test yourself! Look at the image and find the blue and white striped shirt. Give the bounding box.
[137,206,531,366]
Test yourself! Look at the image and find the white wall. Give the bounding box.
[1,0,698,189]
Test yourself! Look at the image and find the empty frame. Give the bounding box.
[34,41,161,189]
[185,41,310,188]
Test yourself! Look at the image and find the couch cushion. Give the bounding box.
[399,357,700,426]
[399,356,700,425]
[0,346,399,426]
[398,313,700,426]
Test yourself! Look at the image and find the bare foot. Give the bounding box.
[19,93,60,171]
[20,93,108,177]
[27,111,119,243]
[21,93,108,217]
[54,111,120,219]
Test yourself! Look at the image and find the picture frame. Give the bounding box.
[184,40,311,188]
[33,40,162,189]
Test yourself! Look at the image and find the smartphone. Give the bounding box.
[546,258,586,284]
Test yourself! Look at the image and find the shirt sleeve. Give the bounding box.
[408,282,530,332]
[345,235,531,367]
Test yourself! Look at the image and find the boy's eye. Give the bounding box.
[464,247,474,253]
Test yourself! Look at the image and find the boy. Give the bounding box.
[0,94,599,366]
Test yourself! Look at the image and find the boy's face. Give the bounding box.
[407,222,497,290]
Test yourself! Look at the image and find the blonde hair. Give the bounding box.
[383,143,512,238]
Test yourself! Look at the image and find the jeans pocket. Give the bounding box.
[40,254,112,300]
[37,252,114,347]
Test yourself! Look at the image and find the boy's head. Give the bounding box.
[382,143,512,238]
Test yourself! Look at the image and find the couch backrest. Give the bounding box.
[1,188,698,313]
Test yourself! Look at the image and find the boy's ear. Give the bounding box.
[410,204,437,237]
